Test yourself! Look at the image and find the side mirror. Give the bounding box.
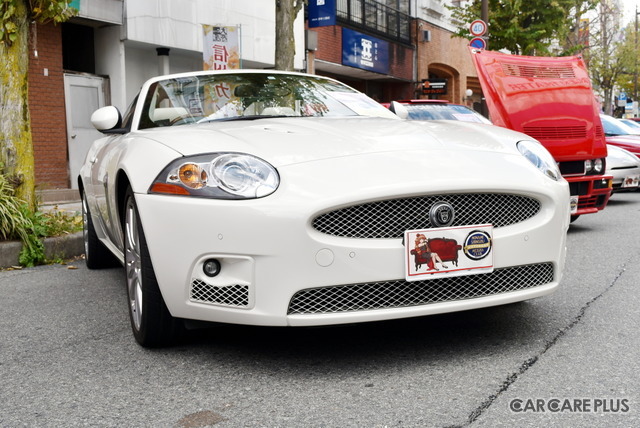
[389,101,409,119]
[91,106,122,132]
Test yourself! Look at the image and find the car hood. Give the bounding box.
[136,117,527,167]
[606,144,640,169]
[470,49,608,160]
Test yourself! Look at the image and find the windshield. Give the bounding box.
[138,73,397,129]
[405,104,491,124]
[601,115,640,136]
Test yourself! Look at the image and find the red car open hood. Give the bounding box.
[470,49,608,160]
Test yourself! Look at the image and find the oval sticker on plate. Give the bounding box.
[463,230,492,261]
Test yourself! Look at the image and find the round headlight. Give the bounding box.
[593,158,604,173]
[584,159,593,172]
[517,140,561,181]
[211,154,279,197]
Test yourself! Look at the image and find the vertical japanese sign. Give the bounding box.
[203,25,241,70]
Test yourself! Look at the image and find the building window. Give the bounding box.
[337,0,411,44]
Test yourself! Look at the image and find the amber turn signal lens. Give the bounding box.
[149,182,191,195]
[178,163,208,189]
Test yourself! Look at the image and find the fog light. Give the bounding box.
[203,259,221,277]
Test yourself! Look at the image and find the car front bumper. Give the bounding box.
[135,151,570,327]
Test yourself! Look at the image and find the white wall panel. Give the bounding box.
[125,0,304,69]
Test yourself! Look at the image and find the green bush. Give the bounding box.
[0,174,44,266]
[1,174,82,267]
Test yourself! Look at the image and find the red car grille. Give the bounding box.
[502,63,576,79]
[501,63,576,79]
[523,125,587,140]
[595,125,604,138]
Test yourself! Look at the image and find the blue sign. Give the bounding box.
[308,0,336,28]
[342,28,389,74]
[470,37,487,50]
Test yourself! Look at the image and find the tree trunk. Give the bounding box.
[0,1,36,209]
[275,0,304,71]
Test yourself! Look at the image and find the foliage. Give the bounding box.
[578,4,631,115]
[0,0,77,45]
[1,172,82,267]
[36,206,83,237]
[0,170,31,241]
[613,24,640,101]
[0,172,44,266]
[17,204,46,267]
[17,205,82,266]
[449,0,598,56]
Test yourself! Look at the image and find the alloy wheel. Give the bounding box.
[125,198,143,331]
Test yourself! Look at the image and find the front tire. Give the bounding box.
[124,187,182,347]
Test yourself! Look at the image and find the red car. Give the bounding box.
[600,114,640,157]
[471,49,612,220]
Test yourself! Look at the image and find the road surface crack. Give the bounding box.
[461,262,629,426]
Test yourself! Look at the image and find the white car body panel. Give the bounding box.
[606,144,640,192]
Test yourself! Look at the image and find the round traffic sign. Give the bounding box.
[470,37,487,50]
[469,19,487,37]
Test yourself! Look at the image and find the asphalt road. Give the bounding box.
[1,192,639,428]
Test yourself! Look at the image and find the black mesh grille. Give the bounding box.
[312,193,540,239]
[190,280,250,307]
[288,263,554,315]
[559,161,586,176]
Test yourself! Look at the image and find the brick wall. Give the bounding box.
[28,22,69,189]
[414,20,480,104]
[314,25,415,101]
[315,26,343,64]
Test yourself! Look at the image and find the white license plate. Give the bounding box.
[622,174,640,188]
[404,224,494,282]
[570,196,579,214]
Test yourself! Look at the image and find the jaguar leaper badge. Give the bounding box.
[429,201,455,227]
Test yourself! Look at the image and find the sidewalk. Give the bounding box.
[0,189,84,269]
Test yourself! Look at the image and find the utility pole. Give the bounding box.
[481,0,489,117]
[635,5,638,113]
[481,0,488,24]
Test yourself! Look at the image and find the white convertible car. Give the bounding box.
[81,70,570,347]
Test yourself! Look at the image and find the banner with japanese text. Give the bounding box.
[203,25,241,70]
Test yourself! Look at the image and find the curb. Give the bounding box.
[0,232,84,268]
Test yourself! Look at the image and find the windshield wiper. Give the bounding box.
[200,115,296,123]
